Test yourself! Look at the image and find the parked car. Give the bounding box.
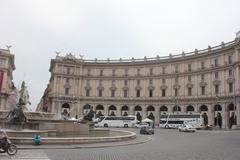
[140,126,154,135]
[134,122,149,128]
[178,125,196,132]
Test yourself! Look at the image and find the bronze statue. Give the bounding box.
[6,98,27,123]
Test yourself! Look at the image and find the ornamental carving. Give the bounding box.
[97,86,104,91]
[186,83,193,88]
[199,82,207,87]
[84,86,92,90]
[135,86,142,91]
[173,84,180,89]
[213,80,221,86]
[122,86,129,91]
[148,85,155,90]
[227,77,235,84]
[160,85,168,90]
[110,86,117,91]
[64,83,71,89]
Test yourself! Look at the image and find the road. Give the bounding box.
[1,128,240,160]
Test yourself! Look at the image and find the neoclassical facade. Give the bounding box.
[0,48,15,110]
[38,32,240,129]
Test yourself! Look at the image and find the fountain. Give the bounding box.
[0,81,136,144]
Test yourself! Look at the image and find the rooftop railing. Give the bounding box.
[56,40,237,63]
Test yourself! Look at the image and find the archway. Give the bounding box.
[160,105,168,115]
[108,105,117,116]
[147,106,155,121]
[173,105,181,113]
[228,103,237,128]
[83,104,92,115]
[121,105,129,116]
[186,105,194,113]
[96,105,104,117]
[200,105,208,111]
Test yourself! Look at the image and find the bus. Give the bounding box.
[95,116,137,128]
[159,114,204,129]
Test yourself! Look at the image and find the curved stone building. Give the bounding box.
[38,33,240,129]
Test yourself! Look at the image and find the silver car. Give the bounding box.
[178,125,196,132]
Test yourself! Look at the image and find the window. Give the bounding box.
[228,55,232,64]
[150,68,153,75]
[112,69,116,76]
[162,78,166,84]
[137,79,140,85]
[100,69,103,76]
[149,90,153,97]
[229,83,233,93]
[65,88,69,95]
[137,68,141,76]
[87,69,91,76]
[66,78,70,83]
[229,69,233,76]
[162,89,166,97]
[201,61,205,69]
[112,80,115,85]
[188,64,191,72]
[175,88,178,96]
[86,90,90,96]
[215,72,218,79]
[215,85,219,94]
[99,90,102,97]
[149,79,153,85]
[124,80,128,85]
[201,74,205,81]
[175,77,178,83]
[111,90,115,97]
[124,90,128,98]
[188,75,191,82]
[162,67,166,74]
[188,88,192,96]
[67,67,71,74]
[99,80,103,86]
[201,86,205,95]
[175,65,179,73]
[136,90,141,97]
[214,58,218,67]
[87,80,90,85]
[125,69,128,76]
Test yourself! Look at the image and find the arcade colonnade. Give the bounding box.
[52,99,240,129]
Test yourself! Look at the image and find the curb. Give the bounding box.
[18,136,152,150]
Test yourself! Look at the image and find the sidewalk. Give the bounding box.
[17,135,152,150]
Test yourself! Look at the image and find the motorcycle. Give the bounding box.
[0,133,18,156]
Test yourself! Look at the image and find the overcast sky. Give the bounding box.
[0,0,240,110]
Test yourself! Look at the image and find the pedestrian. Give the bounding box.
[33,133,41,145]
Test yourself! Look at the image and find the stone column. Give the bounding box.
[129,106,134,116]
[208,104,215,126]
[142,106,147,119]
[237,101,240,126]
[104,105,108,116]
[116,105,121,116]
[222,103,229,129]
[155,107,160,126]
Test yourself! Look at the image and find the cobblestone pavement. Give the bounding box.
[44,128,240,160]
[0,149,50,160]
